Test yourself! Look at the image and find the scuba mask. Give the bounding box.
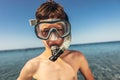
[35,19,70,40]
[29,19,71,61]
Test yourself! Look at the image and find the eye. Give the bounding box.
[57,28,64,35]
[41,28,50,37]
[43,28,49,32]
[57,28,63,31]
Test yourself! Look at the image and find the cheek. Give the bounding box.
[42,40,50,48]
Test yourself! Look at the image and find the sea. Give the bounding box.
[0,41,120,80]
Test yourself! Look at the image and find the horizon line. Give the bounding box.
[0,40,120,52]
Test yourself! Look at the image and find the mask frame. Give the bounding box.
[35,19,71,40]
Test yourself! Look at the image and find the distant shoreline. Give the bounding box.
[71,40,120,46]
[0,40,120,52]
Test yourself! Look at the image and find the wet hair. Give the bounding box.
[35,1,69,22]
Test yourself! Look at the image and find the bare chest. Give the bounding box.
[33,60,77,80]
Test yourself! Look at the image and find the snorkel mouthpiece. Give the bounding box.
[49,46,65,61]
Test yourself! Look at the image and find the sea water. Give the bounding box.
[0,41,120,80]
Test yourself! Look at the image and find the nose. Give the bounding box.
[49,32,59,41]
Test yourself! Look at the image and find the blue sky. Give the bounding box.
[0,0,120,50]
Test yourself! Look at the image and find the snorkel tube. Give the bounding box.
[49,35,71,61]
[29,19,71,62]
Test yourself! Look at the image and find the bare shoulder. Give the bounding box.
[63,50,87,66]
[17,57,40,80]
[24,57,40,71]
[66,50,85,60]
[66,50,88,68]
[71,50,87,62]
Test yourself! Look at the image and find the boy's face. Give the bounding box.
[41,23,64,49]
[35,19,70,49]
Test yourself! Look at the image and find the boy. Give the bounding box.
[17,0,94,80]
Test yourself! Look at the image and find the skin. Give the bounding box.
[17,23,94,80]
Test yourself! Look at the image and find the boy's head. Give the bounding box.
[35,1,69,23]
[32,0,71,61]
[35,0,71,48]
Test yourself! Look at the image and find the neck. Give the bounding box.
[42,47,52,57]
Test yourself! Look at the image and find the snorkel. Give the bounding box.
[29,19,71,62]
[49,35,71,61]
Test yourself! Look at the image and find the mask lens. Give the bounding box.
[40,26,49,37]
[56,23,65,36]
[36,20,70,40]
